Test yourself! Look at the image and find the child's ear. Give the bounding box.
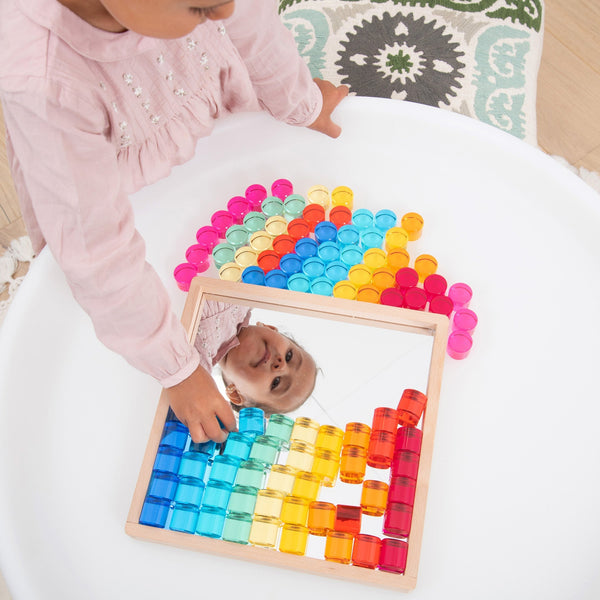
[256,321,278,332]
[225,383,245,406]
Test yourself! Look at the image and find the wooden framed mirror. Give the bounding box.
[126,277,448,591]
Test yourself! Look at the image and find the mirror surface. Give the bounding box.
[201,301,434,427]
[195,299,434,554]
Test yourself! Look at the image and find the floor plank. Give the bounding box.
[0,106,20,230]
[536,31,600,166]
[544,0,600,73]
[0,217,26,248]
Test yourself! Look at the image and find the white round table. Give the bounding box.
[1,97,599,599]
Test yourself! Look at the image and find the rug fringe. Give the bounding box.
[0,235,37,327]
[551,155,600,195]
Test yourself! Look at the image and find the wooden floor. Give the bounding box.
[1,0,600,291]
[537,0,600,171]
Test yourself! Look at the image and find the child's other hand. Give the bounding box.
[308,79,349,139]
[165,365,237,443]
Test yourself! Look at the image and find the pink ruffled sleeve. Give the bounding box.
[194,301,252,372]
[1,82,199,388]
[224,0,323,127]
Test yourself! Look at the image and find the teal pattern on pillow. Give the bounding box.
[473,25,530,139]
[283,9,330,77]
[280,0,544,144]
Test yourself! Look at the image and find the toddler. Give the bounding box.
[195,300,317,416]
[0,0,346,443]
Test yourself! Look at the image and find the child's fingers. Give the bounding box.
[308,79,348,138]
[333,83,349,105]
[316,79,349,110]
[216,403,238,435]
[202,411,232,443]
[323,119,342,139]
[188,422,209,444]
[308,113,341,138]
[326,86,348,138]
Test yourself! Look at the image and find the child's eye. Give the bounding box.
[271,376,281,390]
[286,350,293,362]
[189,6,211,17]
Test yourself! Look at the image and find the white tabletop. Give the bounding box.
[1,97,600,599]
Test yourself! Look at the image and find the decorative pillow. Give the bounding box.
[280,0,544,145]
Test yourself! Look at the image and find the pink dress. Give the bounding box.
[0,0,321,386]
[194,301,251,373]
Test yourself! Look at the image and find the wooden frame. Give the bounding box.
[126,276,449,591]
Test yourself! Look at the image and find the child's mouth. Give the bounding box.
[252,342,269,367]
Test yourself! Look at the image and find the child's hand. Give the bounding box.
[165,365,237,443]
[308,79,349,139]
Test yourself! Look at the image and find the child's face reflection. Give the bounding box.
[220,323,316,414]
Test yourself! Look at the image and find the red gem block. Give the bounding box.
[334,504,362,536]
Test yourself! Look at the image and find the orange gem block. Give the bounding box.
[324,531,354,564]
[343,422,371,450]
[414,254,438,282]
[400,212,424,241]
[360,480,389,517]
[340,446,367,484]
[356,284,380,304]
[308,501,335,536]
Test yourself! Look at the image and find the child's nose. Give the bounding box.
[271,355,283,370]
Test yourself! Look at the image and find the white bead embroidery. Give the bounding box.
[99,82,106,91]
[157,53,164,64]
[150,115,161,125]
[118,119,130,147]
[133,87,143,97]
[173,88,186,97]
[165,71,174,81]
[186,38,198,50]
[200,52,209,70]
[218,24,226,35]
[141,100,150,111]
[111,101,119,113]
[123,73,133,85]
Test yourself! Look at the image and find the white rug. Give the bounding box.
[551,156,600,192]
[0,236,35,328]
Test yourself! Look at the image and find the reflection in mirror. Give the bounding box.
[195,300,435,554]
[129,281,446,587]
[199,301,434,429]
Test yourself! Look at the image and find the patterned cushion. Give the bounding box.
[280,0,544,145]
